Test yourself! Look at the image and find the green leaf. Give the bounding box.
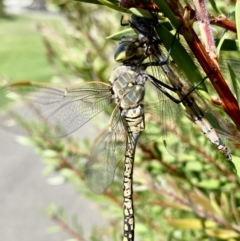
[220,192,231,219]
[107,21,173,41]
[42,165,56,176]
[208,0,222,14]
[231,155,240,176]
[74,0,127,12]
[46,225,61,234]
[227,62,240,103]
[190,190,216,213]
[45,203,57,217]
[107,28,135,40]
[74,0,102,4]
[43,157,60,165]
[155,24,207,91]
[98,0,128,12]
[153,199,189,210]
[59,207,68,222]
[185,161,203,172]
[216,39,239,51]
[16,136,34,147]
[166,218,216,230]
[236,0,240,50]
[216,31,228,55]
[154,0,180,28]
[72,215,83,235]
[41,149,58,158]
[197,179,220,189]
[47,176,65,185]
[209,194,224,218]
[74,0,117,4]
[60,168,75,178]
[129,7,155,18]
[206,228,240,239]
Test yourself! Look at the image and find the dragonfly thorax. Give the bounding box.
[109,66,146,109]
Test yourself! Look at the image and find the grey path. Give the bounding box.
[4,0,34,14]
[4,0,45,14]
[0,128,108,241]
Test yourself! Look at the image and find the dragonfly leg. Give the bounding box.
[179,66,216,102]
[147,73,182,104]
[146,65,216,107]
[120,15,129,26]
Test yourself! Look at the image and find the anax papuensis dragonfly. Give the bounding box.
[0,71,135,241]
[115,14,232,160]
[0,44,189,240]
[0,14,233,241]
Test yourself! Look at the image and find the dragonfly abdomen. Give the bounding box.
[194,117,232,160]
[174,83,232,160]
[123,133,141,241]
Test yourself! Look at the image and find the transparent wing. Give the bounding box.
[0,81,112,137]
[144,53,233,156]
[145,44,193,154]
[142,81,191,155]
[85,109,127,194]
[144,98,190,155]
[219,58,240,78]
[219,58,240,102]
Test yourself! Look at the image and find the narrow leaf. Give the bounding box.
[155,24,207,92]
[107,28,135,40]
[47,176,65,185]
[227,63,240,104]
[209,193,224,218]
[206,228,240,239]
[216,39,238,51]
[98,0,128,12]
[154,0,180,28]
[236,0,240,50]
[231,155,240,176]
[208,0,222,14]
[197,179,220,189]
[166,219,216,230]
[74,0,103,4]
[220,192,231,219]
[190,190,216,213]
[46,225,61,234]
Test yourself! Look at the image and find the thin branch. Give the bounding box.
[52,214,86,241]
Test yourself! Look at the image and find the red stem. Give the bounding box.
[163,2,240,128]
[192,0,217,59]
[185,28,240,128]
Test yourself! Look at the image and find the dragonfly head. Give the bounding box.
[114,36,146,65]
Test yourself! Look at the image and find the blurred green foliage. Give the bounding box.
[1,0,240,241]
[0,15,65,81]
[0,0,4,17]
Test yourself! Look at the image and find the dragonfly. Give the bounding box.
[115,13,232,160]
[0,14,232,241]
[0,33,191,240]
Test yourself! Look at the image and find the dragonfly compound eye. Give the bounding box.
[114,41,139,62]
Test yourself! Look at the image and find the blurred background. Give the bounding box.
[1,1,240,241]
[0,1,117,240]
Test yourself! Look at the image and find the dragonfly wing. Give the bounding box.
[0,81,112,137]
[85,109,127,194]
[143,89,191,155]
[220,58,240,79]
